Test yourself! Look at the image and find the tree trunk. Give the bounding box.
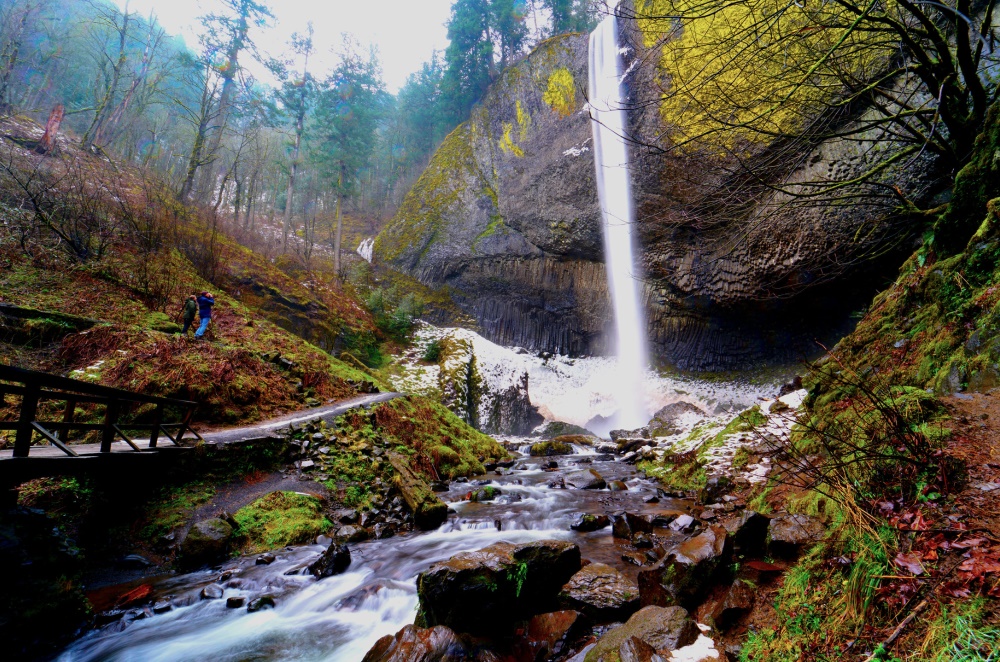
[37,104,64,154]
[334,166,344,276]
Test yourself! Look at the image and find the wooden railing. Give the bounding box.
[0,364,202,458]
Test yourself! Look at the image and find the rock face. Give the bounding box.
[586,606,700,661]
[416,540,581,636]
[559,562,640,620]
[375,2,943,371]
[179,518,233,569]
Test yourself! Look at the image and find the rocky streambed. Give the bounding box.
[57,401,823,662]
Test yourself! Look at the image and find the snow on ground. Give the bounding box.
[390,323,790,443]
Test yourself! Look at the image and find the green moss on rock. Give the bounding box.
[233,491,332,554]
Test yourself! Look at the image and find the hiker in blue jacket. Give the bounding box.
[195,291,214,339]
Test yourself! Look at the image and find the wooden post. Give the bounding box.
[38,103,64,154]
[57,397,76,442]
[100,399,119,453]
[14,382,39,458]
[149,404,162,448]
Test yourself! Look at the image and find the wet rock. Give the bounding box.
[698,476,731,504]
[256,553,276,565]
[518,610,586,661]
[619,636,668,662]
[612,516,631,540]
[633,533,653,549]
[334,508,359,524]
[777,376,803,397]
[152,600,171,614]
[388,452,449,530]
[720,511,771,556]
[416,540,581,635]
[565,469,607,490]
[768,514,824,554]
[588,606,699,661]
[571,514,610,532]
[179,518,233,569]
[200,584,224,600]
[531,440,574,456]
[335,525,370,543]
[247,595,275,612]
[470,486,503,502]
[226,596,245,609]
[621,551,647,567]
[595,442,618,454]
[373,523,395,539]
[308,543,352,578]
[538,421,596,439]
[559,562,640,621]
[362,624,467,662]
[608,480,629,491]
[644,495,660,504]
[668,514,697,533]
[638,526,732,609]
[712,580,756,630]
[431,481,450,492]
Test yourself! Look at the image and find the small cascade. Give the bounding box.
[589,9,650,430]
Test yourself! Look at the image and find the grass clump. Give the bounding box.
[233,491,332,554]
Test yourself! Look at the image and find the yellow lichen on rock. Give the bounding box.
[636,0,890,155]
[542,68,577,118]
[499,122,525,157]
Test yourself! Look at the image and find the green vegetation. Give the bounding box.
[233,491,332,554]
[542,68,577,117]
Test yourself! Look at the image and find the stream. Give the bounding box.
[57,447,695,662]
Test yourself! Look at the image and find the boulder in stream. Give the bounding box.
[179,518,233,569]
[586,606,699,661]
[530,440,574,456]
[362,624,467,662]
[565,469,607,490]
[571,514,610,532]
[308,543,351,578]
[416,540,581,635]
[516,610,587,661]
[559,562,640,621]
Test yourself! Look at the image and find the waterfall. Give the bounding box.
[589,10,650,431]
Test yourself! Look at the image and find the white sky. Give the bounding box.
[113,0,455,92]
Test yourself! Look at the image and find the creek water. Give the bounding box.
[589,8,650,431]
[57,450,693,662]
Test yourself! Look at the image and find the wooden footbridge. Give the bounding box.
[0,364,202,485]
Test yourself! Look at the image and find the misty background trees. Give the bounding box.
[0,0,602,264]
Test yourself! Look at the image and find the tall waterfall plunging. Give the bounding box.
[589,12,650,430]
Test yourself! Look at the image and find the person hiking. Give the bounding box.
[180,295,197,336]
[195,291,215,339]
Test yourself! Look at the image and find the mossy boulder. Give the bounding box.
[538,421,597,439]
[233,491,332,554]
[416,540,582,636]
[179,518,234,569]
[530,440,574,456]
[388,452,449,530]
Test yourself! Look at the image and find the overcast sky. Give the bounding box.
[113,0,456,92]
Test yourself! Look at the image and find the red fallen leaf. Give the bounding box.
[911,512,931,531]
[939,581,972,598]
[746,560,785,572]
[464,492,473,501]
[952,537,986,549]
[895,552,925,575]
[922,549,939,562]
[114,583,152,609]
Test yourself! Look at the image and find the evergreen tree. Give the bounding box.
[312,37,388,272]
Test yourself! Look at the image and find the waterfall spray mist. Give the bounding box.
[589,10,650,430]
